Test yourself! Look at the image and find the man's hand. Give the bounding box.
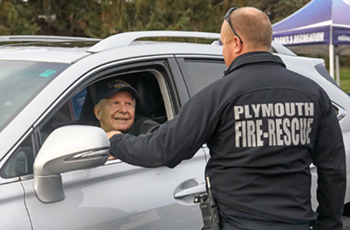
[107,130,122,139]
[106,131,121,161]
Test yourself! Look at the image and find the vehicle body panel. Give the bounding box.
[23,152,206,230]
[0,181,32,229]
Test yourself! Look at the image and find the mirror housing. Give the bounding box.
[34,125,109,203]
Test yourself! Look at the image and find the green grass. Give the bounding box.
[340,69,350,94]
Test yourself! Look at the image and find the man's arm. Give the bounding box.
[313,99,346,230]
[108,89,219,168]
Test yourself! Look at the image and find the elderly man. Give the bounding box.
[95,79,160,160]
[94,79,139,134]
[94,79,138,160]
[107,7,346,230]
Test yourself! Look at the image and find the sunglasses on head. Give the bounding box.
[223,7,243,44]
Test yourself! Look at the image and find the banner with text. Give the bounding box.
[334,27,350,45]
[273,27,329,46]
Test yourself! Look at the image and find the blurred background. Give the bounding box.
[0,0,349,91]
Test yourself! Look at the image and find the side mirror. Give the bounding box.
[34,125,109,203]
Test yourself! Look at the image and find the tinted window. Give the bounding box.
[177,58,226,96]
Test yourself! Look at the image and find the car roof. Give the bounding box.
[0,46,93,63]
[0,31,297,64]
[0,35,101,63]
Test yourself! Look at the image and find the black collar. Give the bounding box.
[224,51,286,76]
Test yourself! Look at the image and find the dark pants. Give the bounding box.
[220,217,311,230]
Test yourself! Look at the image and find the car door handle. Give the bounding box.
[174,183,206,199]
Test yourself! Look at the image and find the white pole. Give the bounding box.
[329,44,334,78]
[329,4,334,79]
[336,54,340,86]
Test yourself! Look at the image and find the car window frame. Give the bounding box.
[33,57,186,164]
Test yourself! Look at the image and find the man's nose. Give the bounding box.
[119,104,128,112]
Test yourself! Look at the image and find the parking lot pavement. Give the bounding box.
[343,216,350,230]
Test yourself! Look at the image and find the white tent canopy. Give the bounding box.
[272,0,350,85]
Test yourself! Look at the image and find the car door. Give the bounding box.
[0,133,33,230]
[0,142,32,229]
[19,58,208,230]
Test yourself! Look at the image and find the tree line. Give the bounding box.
[0,0,310,38]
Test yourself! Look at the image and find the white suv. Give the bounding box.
[0,31,349,229]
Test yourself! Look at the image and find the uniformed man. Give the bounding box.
[107,7,346,230]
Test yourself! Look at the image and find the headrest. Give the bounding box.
[135,79,160,117]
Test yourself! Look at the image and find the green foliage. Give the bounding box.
[340,69,350,93]
[252,0,310,24]
[0,0,311,38]
[0,1,39,35]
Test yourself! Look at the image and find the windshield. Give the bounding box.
[0,61,70,131]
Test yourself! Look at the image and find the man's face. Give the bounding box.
[220,20,241,67]
[220,21,234,67]
[94,90,135,133]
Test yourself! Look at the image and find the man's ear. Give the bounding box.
[233,37,243,54]
[94,104,102,120]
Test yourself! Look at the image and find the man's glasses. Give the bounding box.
[224,7,243,44]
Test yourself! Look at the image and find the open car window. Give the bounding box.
[40,70,167,147]
[1,65,172,178]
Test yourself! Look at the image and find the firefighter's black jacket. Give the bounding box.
[110,51,346,229]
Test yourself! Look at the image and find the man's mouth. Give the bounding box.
[114,118,128,121]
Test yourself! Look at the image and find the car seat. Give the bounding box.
[127,77,164,135]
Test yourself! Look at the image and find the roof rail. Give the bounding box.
[0,35,101,43]
[87,31,220,53]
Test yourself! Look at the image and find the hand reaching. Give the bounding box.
[107,130,121,139]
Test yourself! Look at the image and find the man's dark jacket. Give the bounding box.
[110,51,346,229]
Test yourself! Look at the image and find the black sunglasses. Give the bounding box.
[224,7,243,44]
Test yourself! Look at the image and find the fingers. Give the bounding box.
[106,130,121,139]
